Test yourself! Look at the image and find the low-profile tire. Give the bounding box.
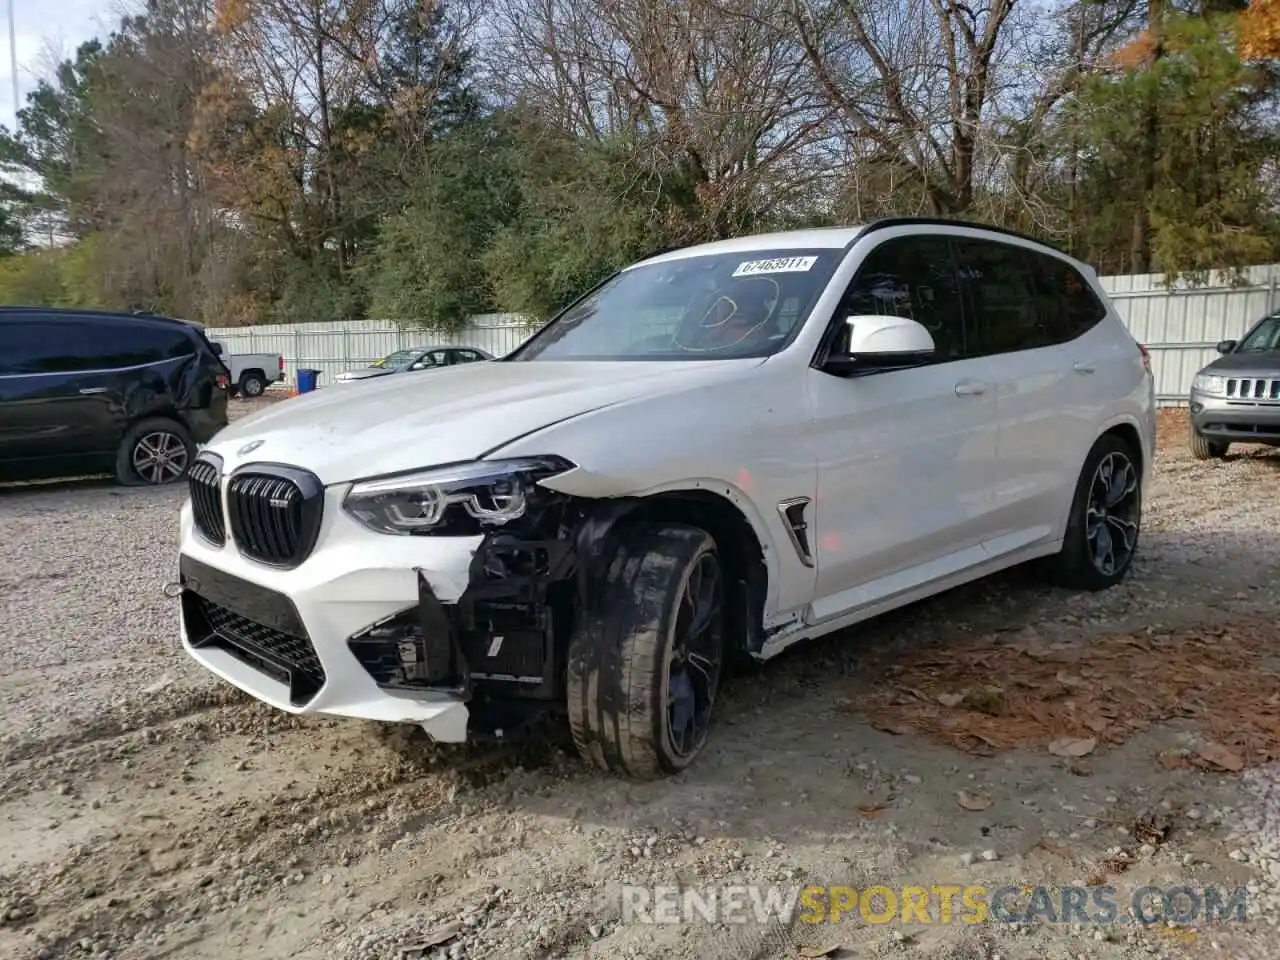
[1188,425,1228,461]
[567,522,727,779]
[1045,433,1143,591]
[239,372,267,397]
[114,417,195,486]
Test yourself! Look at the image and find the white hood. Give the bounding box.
[206,358,761,484]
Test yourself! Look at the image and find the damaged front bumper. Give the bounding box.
[176,492,628,742]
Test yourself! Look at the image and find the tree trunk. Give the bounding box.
[1130,0,1165,275]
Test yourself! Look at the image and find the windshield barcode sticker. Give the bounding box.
[732,256,818,277]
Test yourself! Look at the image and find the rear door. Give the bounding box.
[0,315,124,478]
[953,238,1102,552]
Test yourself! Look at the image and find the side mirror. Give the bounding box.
[210,342,224,357]
[1216,339,1236,355]
[822,315,936,376]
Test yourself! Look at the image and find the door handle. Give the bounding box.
[1072,361,1096,375]
[78,387,108,395]
[954,380,989,397]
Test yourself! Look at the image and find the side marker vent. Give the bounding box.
[777,497,814,568]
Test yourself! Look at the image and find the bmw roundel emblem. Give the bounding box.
[238,439,265,456]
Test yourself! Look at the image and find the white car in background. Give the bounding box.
[174,217,1155,780]
[335,345,493,383]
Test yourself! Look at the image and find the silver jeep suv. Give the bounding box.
[1189,310,1280,459]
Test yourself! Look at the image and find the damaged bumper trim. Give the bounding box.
[177,489,655,744]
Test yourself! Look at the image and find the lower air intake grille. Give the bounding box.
[183,591,326,705]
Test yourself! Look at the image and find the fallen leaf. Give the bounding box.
[399,922,461,955]
[1134,812,1169,846]
[954,733,1000,755]
[1197,742,1244,772]
[1048,736,1097,758]
[1157,751,1188,770]
[1056,671,1085,688]
[956,789,993,811]
[936,692,965,708]
[1083,716,1110,734]
[898,686,932,703]
[1036,838,1072,859]
[857,803,887,820]
[870,721,912,736]
[798,945,841,958]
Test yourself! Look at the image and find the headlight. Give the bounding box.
[1192,374,1226,396]
[342,456,575,536]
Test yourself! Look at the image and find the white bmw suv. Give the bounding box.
[176,218,1155,779]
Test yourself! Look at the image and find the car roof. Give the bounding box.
[634,227,863,267]
[632,217,1078,269]
[0,305,190,326]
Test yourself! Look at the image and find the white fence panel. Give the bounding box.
[207,267,1280,404]
[205,314,536,388]
[1100,264,1280,404]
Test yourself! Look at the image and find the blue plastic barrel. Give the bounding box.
[296,368,321,393]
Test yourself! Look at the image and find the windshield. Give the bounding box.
[1237,315,1280,352]
[371,349,419,369]
[507,249,842,361]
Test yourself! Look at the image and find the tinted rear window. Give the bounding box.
[1028,252,1108,342]
[0,316,196,374]
[952,238,1045,354]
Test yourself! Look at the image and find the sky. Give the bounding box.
[0,0,110,132]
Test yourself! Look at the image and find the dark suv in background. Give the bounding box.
[0,307,230,485]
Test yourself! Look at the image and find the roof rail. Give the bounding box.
[0,305,184,324]
[851,217,1072,257]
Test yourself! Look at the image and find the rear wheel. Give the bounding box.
[566,523,726,779]
[239,372,267,397]
[1188,424,1228,460]
[115,418,194,486]
[1045,433,1142,591]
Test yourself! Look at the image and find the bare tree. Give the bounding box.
[486,0,831,237]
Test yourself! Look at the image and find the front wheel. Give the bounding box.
[1045,434,1142,591]
[566,523,726,779]
[1188,424,1228,460]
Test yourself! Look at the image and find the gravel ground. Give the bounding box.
[1,402,1279,960]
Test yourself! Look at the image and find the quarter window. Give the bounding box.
[94,320,195,367]
[952,238,1045,355]
[837,236,968,361]
[1027,252,1108,343]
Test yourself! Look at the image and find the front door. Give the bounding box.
[0,316,119,479]
[805,234,1002,619]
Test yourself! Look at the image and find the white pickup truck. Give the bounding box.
[176,319,285,397]
[210,344,285,397]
